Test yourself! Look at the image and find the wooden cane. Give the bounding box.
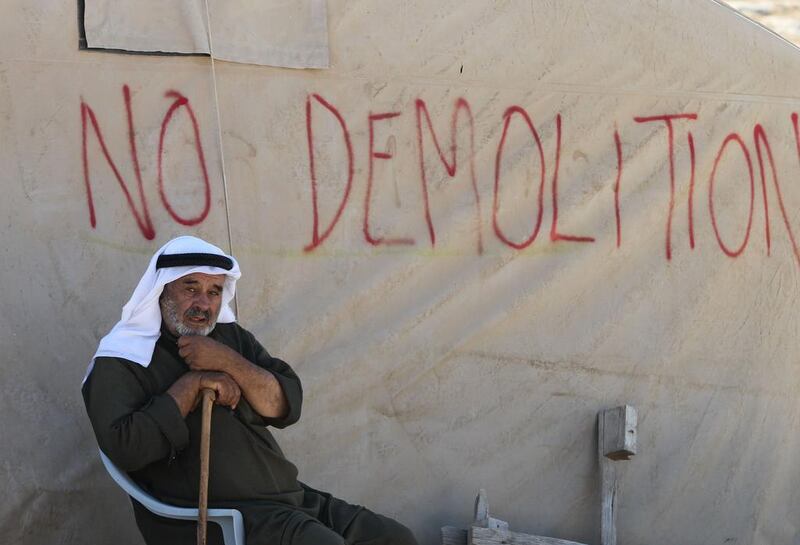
[198,388,216,545]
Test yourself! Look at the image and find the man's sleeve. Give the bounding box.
[246,332,303,429]
[82,357,189,472]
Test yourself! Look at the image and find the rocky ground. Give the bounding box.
[726,0,800,45]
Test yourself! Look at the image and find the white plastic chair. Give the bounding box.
[99,449,246,545]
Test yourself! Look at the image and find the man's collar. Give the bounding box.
[159,322,179,345]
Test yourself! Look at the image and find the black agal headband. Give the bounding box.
[155,252,234,271]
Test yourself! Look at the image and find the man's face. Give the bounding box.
[159,272,225,337]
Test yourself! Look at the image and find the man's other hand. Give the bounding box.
[198,371,241,410]
[178,335,237,373]
[167,370,241,417]
[177,335,288,420]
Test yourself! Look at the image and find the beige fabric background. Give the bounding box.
[2,1,800,544]
[84,0,330,68]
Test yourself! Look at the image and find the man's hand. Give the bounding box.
[167,371,241,418]
[178,335,237,373]
[198,371,241,410]
[177,335,288,420]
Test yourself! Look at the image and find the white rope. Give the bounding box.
[201,0,238,315]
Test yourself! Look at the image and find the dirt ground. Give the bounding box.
[726,0,800,45]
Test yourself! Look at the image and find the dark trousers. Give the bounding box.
[132,486,418,545]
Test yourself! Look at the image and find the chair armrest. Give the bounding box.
[98,450,246,544]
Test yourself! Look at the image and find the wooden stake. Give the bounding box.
[198,388,216,545]
[598,405,637,545]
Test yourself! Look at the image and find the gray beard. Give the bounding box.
[160,293,217,337]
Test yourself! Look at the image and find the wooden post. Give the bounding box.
[598,405,637,545]
[473,489,509,530]
[197,388,216,545]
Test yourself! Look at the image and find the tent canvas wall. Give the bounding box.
[2,1,800,544]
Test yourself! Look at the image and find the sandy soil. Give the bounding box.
[725,0,800,45]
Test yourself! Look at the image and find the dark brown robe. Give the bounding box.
[82,323,416,545]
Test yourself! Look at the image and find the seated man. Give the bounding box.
[82,236,418,545]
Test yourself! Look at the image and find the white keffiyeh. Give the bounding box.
[84,236,241,381]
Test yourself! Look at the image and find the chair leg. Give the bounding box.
[218,520,237,545]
